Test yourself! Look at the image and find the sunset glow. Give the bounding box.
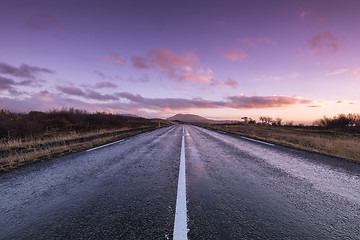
[1,0,359,123]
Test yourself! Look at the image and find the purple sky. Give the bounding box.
[1,0,359,123]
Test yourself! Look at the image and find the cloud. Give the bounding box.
[57,85,85,96]
[148,48,199,69]
[131,47,198,70]
[336,100,358,105]
[57,85,118,101]
[238,38,257,48]
[1,89,315,117]
[238,37,276,48]
[116,92,225,111]
[95,81,117,89]
[94,70,106,79]
[307,31,342,55]
[212,78,239,88]
[86,90,118,101]
[0,76,16,90]
[326,67,360,79]
[25,13,59,30]
[128,74,150,83]
[180,68,213,83]
[86,54,126,66]
[130,47,211,82]
[115,92,312,111]
[130,56,150,69]
[0,62,54,79]
[102,53,126,64]
[299,10,312,21]
[0,75,45,91]
[227,95,312,109]
[220,48,248,61]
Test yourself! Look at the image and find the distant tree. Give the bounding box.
[248,118,256,124]
[285,121,294,127]
[313,113,360,128]
[259,116,272,125]
[272,117,282,126]
[241,117,249,124]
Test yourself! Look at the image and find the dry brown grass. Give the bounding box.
[204,124,360,162]
[0,127,157,172]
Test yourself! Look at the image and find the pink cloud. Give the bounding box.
[307,105,322,108]
[183,68,213,83]
[212,78,239,88]
[308,31,342,55]
[1,90,315,116]
[116,92,312,111]
[148,47,199,69]
[336,100,358,105]
[227,95,312,109]
[299,10,312,21]
[238,37,276,48]
[130,47,211,83]
[238,38,257,48]
[220,48,248,61]
[326,67,360,79]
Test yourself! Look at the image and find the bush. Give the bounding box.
[0,108,155,139]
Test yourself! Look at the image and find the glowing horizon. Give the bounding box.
[1,1,359,123]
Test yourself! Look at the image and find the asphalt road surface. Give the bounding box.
[1,125,360,239]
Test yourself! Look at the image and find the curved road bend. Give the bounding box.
[1,125,360,239]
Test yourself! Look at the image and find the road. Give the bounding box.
[1,125,360,239]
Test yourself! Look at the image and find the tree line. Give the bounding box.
[0,108,156,139]
[313,113,360,128]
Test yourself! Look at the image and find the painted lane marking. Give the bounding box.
[173,130,188,239]
[86,139,124,152]
[240,136,275,146]
[217,130,227,134]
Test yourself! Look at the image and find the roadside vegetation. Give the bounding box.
[0,108,171,171]
[200,113,360,163]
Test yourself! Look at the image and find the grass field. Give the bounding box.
[0,109,171,171]
[203,123,360,163]
[0,126,168,171]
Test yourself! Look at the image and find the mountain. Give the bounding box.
[167,114,214,123]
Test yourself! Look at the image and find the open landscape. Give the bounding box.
[204,122,360,162]
[1,1,360,239]
[1,110,359,172]
[173,113,360,162]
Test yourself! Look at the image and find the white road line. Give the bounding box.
[217,130,227,134]
[86,139,124,152]
[240,136,275,146]
[173,132,188,239]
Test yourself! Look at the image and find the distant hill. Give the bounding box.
[167,114,214,123]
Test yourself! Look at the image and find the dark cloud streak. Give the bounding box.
[0,62,54,79]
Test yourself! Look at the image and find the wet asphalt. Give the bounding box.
[1,125,360,239]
